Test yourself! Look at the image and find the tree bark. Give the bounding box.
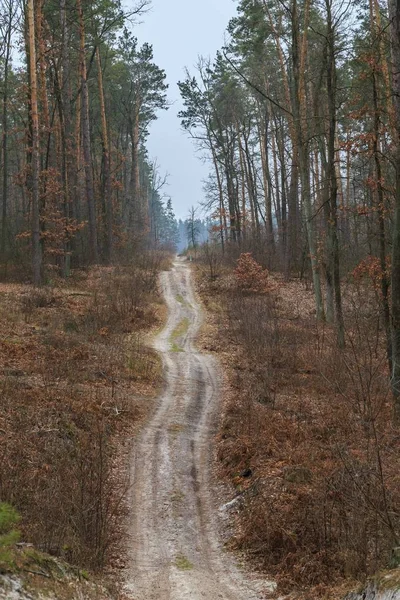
[292,0,324,320]
[59,0,73,275]
[1,0,13,266]
[27,0,42,285]
[260,104,275,250]
[370,0,392,371]
[326,0,345,347]
[388,0,400,413]
[96,47,113,263]
[264,1,298,272]
[129,104,141,231]
[77,0,98,263]
[210,140,226,251]
[236,120,248,236]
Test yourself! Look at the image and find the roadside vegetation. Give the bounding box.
[0,250,170,586]
[195,248,400,598]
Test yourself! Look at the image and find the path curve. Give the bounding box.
[124,258,264,600]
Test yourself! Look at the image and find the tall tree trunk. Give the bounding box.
[36,0,50,158]
[59,0,72,275]
[129,106,141,231]
[1,0,13,266]
[274,116,289,273]
[240,127,257,236]
[311,64,334,322]
[243,128,260,238]
[326,0,345,347]
[77,0,98,263]
[315,135,334,323]
[271,125,282,237]
[236,121,248,236]
[210,142,226,252]
[225,163,237,242]
[220,134,238,242]
[388,0,400,413]
[27,0,42,284]
[292,0,324,320]
[335,132,348,243]
[374,0,397,141]
[370,0,392,371]
[96,47,113,263]
[264,1,299,271]
[36,0,50,262]
[260,105,275,250]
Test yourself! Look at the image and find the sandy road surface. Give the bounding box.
[124,258,266,600]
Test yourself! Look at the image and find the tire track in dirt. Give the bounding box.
[124,258,265,600]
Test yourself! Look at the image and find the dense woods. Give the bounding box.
[179,0,399,354]
[0,0,180,282]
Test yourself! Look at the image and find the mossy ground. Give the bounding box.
[0,547,115,599]
[174,553,193,571]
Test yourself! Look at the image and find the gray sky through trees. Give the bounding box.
[134,0,237,219]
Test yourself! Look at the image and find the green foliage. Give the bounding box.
[117,28,169,129]
[0,503,20,567]
[174,553,193,571]
[149,193,180,250]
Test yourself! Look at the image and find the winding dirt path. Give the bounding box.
[124,258,265,600]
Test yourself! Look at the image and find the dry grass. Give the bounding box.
[0,255,167,574]
[195,259,400,598]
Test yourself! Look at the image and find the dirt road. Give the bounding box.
[124,258,266,600]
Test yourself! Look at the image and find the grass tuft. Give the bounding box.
[174,553,193,571]
[169,317,190,352]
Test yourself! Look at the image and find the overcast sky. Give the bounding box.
[134,0,237,220]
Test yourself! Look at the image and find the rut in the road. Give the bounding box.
[124,259,265,600]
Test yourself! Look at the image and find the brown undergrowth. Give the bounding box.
[0,251,169,581]
[195,254,400,599]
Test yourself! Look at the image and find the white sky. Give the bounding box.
[134,0,238,220]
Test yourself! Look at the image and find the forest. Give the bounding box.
[0,0,400,598]
[178,0,400,596]
[0,0,182,278]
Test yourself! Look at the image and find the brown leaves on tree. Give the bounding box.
[234,253,271,294]
[352,255,391,292]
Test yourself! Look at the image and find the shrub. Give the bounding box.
[234,253,270,293]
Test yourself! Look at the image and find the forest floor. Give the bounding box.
[123,257,271,600]
[3,255,399,600]
[0,255,168,599]
[193,258,400,600]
